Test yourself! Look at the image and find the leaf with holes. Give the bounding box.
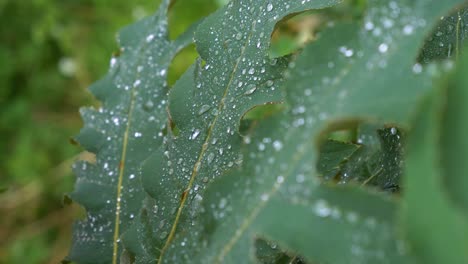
[68,0,468,263]
[154,0,466,263]
[132,1,341,263]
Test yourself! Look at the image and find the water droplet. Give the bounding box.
[258,143,266,151]
[273,140,283,151]
[235,32,242,40]
[244,84,257,95]
[144,100,154,111]
[314,199,332,217]
[190,129,201,140]
[110,57,117,67]
[390,127,397,135]
[198,105,211,115]
[339,46,354,57]
[365,21,374,31]
[134,132,142,138]
[266,3,273,12]
[133,79,141,87]
[207,153,215,164]
[129,174,135,180]
[146,34,155,42]
[412,63,423,74]
[219,198,227,209]
[296,174,305,183]
[403,24,414,35]
[346,211,359,223]
[276,175,284,184]
[378,43,389,53]
[159,231,168,240]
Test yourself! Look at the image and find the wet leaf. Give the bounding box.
[135,1,342,262]
[317,139,361,179]
[419,5,468,63]
[403,89,468,264]
[69,0,468,263]
[68,1,196,262]
[159,0,465,263]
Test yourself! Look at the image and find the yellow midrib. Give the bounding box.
[156,17,259,264]
[112,80,138,264]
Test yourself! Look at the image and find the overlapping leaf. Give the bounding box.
[69,0,468,263]
[440,48,468,216]
[161,0,466,263]
[403,85,468,264]
[68,1,196,262]
[133,1,342,263]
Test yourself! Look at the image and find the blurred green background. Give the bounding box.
[0,0,363,263]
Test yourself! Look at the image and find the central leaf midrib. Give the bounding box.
[112,16,168,264]
[214,129,308,262]
[156,4,262,263]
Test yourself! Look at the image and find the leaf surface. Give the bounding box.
[403,89,468,264]
[440,48,468,215]
[419,5,468,62]
[68,1,195,262]
[163,0,466,263]
[136,1,342,263]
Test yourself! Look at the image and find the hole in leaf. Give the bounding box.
[317,122,404,194]
[168,0,222,40]
[167,43,197,86]
[269,1,367,58]
[255,237,306,264]
[239,104,285,136]
[270,12,324,58]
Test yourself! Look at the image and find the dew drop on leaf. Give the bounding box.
[198,105,211,115]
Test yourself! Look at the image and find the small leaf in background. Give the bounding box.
[419,5,468,62]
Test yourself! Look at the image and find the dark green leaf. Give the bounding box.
[136,1,342,263]
[68,1,196,263]
[419,5,468,63]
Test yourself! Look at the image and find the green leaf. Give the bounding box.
[136,1,342,262]
[339,126,404,192]
[155,0,466,263]
[68,1,196,263]
[317,139,361,179]
[403,88,468,264]
[440,47,468,214]
[419,6,468,63]
[187,110,411,263]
